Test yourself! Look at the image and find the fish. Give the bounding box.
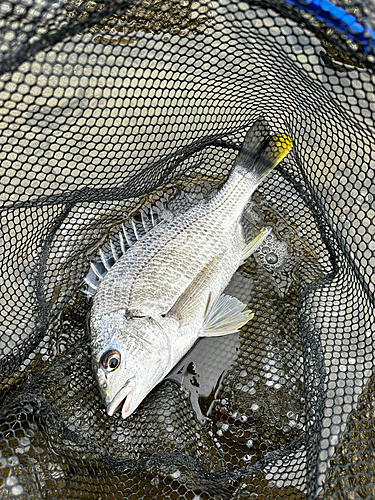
[86,119,293,419]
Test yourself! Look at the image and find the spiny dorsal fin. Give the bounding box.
[110,238,119,261]
[90,262,104,279]
[83,205,159,297]
[201,294,254,337]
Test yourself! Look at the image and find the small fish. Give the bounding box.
[87,119,293,419]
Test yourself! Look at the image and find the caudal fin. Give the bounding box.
[234,118,293,182]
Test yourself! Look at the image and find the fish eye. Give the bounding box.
[101,349,121,372]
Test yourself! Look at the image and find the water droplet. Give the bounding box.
[356,195,365,205]
[266,252,278,264]
[170,470,181,479]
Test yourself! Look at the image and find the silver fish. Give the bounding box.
[87,119,293,419]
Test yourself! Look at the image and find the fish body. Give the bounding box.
[88,120,293,419]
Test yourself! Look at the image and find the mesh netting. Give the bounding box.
[1,0,375,498]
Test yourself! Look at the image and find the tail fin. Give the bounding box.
[234,119,293,182]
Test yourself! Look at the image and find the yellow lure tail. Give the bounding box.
[234,119,294,182]
[271,133,294,164]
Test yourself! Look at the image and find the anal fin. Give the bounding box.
[242,226,272,261]
[202,294,254,337]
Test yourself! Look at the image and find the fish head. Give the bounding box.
[90,310,178,419]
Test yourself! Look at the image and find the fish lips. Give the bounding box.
[106,378,136,418]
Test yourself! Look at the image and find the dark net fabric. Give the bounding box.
[0,0,375,498]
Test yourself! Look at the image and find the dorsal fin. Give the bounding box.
[83,184,219,298]
[83,206,159,297]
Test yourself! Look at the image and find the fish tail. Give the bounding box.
[234,118,293,182]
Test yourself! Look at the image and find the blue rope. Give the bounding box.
[283,0,375,54]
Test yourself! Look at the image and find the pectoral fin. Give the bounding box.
[201,293,254,337]
[168,252,226,326]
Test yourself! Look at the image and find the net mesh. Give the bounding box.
[0,0,375,498]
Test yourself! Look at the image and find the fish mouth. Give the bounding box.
[106,378,135,418]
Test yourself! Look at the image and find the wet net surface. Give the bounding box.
[1,0,375,498]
